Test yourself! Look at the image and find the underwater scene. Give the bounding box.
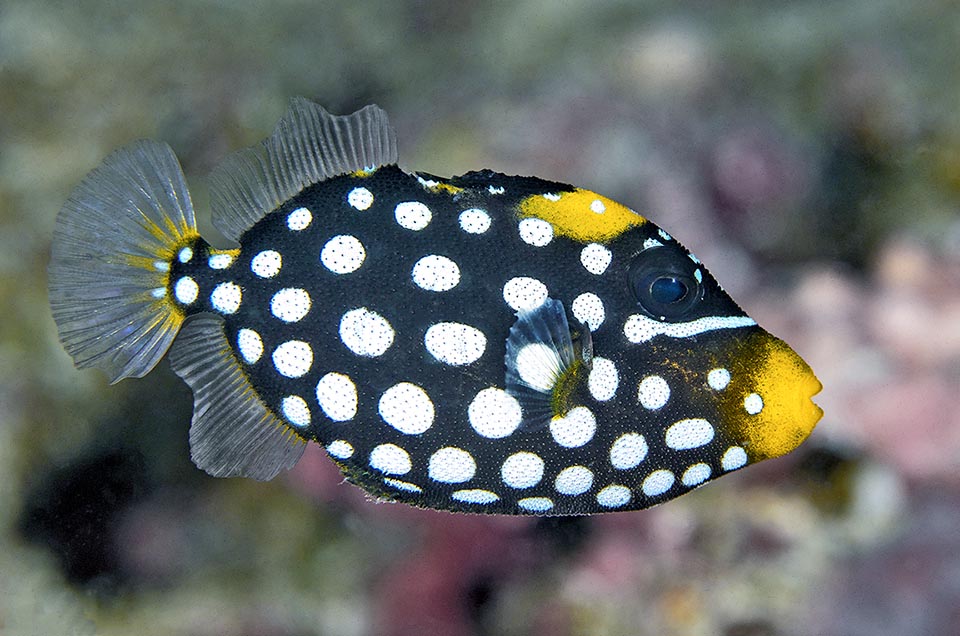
[2,1,959,634]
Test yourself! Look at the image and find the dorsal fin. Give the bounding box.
[209,98,398,242]
[505,298,591,430]
[168,314,306,480]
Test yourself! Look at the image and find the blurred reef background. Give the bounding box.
[2,1,959,635]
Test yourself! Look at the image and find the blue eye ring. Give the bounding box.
[628,245,703,321]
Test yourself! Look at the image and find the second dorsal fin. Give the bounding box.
[209,98,398,242]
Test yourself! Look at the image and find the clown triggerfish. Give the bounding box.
[49,98,822,515]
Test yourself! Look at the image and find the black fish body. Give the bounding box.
[49,99,822,515]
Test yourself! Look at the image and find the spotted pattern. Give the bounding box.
[469,388,522,439]
[518,218,553,247]
[424,322,486,365]
[174,277,198,304]
[315,372,357,421]
[287,207,312,230]
[587,357,619,402]
[571,292,605,331]
[251,250,282,278]
[378,382,434,435]
[412,255,460,292]
[155,152,816,517]
[270,288,311,323]
[459,208,491,233]
[237,328,263,364]
[281,395,311,427]
[348,187,374,210]
[395,201,431,230]
[369,443,411,475]
[428,447,476,483]
[549,407,596,448]
[272,340,313,378]
[211,282,242,314]
[502,276,548,312]
[501,452,544,489]
[340,308,394,357]
[321,235,366,274]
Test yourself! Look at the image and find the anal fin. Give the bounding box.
[169,314,305,480]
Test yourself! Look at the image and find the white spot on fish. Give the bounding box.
[339,308,395,357]
[321,235,366,274]
[369,443,411,475]
[379,382,435,435]
[610,433,648,469]
[174,276,198,305]
[596,484,631,508]
[682,463,711,487]
[571,292,605,331]
[210,282,242,314]
[315,372,358,421]
[549,406,596,448]
[428,447,476,484]
[347,187,374,210]
[637,375,670,410]
[642,470,675,496]
[580,243,612,275]
[270,288,311,323]
[459,208,491,233]
[281,395,310,427]
[424,322,486,366]
[411,254,460,292]
[502,276,548,312]
[587,357,619,402]
[501,452,544,489]
[518,218,553,247]
[469,388,522,439]
[326,440,354,459]
[395,201,432,230]
[251,250,282,278]
[237,328,263,364]
[287,207,312,230]
[722,446,748,471]
[708,368,731,391]
[554,465,594,496]
[665,418,715,450]
[272,340,313,378]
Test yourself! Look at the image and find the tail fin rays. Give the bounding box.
[48,141,197,383]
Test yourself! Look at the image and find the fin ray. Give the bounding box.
[209,98,398,241]
[505,298,580,430]
[168,314,306,480]
[48,140,196,383]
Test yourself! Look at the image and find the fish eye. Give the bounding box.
[628,246,703,320]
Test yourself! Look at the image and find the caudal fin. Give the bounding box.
[48,141,197,383]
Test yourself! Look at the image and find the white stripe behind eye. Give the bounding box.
[623,314,756,344]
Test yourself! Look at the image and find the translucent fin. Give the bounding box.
[48,141,197,383]
[168,314,306,480]
[505,298,583,430]
[209,97,399,241]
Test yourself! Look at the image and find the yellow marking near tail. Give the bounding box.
[518,189,647,243]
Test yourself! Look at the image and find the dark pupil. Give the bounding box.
[650,277,687,304]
